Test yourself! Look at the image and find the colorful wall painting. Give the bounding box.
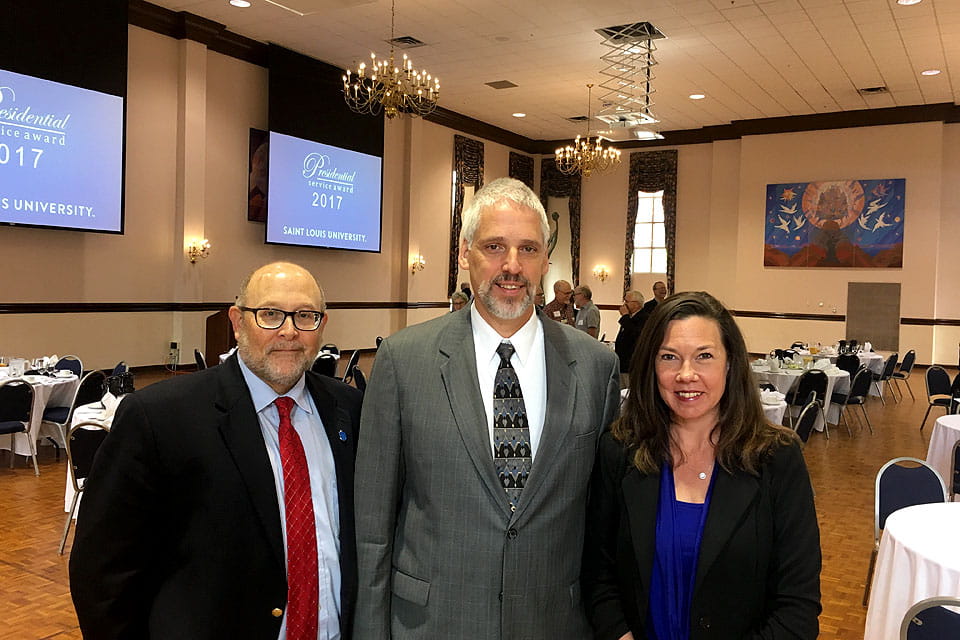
[764,179,905,268]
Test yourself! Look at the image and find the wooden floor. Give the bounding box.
[0,365,952,639]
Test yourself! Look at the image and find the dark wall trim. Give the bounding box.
[598,306,960,327]
[131,1,960,155]
[0,301,448,314]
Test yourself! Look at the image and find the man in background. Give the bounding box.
[642,280,668,314]
[573,285,600,339]
[615,290,648,387]
[70,262,362,640]
[542,279,575,325]
[353,177,620,639]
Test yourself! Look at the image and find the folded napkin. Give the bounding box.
[863,341,872,352]
[760,390,785,405]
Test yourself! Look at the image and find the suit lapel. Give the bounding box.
[215,357,285,569]
[512,317,576,522]
[623,468,660,598]
[694,468,759,593]
[439,313,509,513]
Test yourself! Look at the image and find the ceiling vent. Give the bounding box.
[388,36,426,49]
[595,22,666,42]
[485,80,518,89]
[858,86,888,95]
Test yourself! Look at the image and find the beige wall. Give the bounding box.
[2,26,958,369]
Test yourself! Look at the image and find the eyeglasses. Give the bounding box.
[239,307,325,331]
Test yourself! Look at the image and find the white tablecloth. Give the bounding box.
[0,373,79,456]
[864,502,960,639]
[64,403,114,513]
[762,400,787,425]
[751,367,849,431]
[926,415,960,493]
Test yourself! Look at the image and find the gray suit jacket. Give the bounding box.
[354,308,620,640]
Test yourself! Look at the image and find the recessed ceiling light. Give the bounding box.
[689,93,706,100]
[633,130,664,141]
[512,112,526,118]
[230,0,251,6]
[921,69,941,76]
[897,0,922,5]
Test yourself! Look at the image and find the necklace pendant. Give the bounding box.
[698,472,707,480]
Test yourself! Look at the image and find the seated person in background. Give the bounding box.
[451,291,469,311]
[573,285,600,339]
[543,279,575,325]
[583,290,821,640]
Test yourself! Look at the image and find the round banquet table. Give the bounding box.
[0,373,79,456]
[925,414,960,494]
[762,400,787,425]
[863,502,960,640]
[751,366,849,431]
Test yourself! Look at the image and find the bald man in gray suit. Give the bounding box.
[354,178,620,640]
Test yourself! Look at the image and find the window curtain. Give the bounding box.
[539,160,582,285]
[449,135,484,296]
[623,150,678,296]
[509,152,535,189]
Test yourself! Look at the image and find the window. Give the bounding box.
[632,190,666,273]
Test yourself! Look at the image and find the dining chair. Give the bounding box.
[375,336,383,349]
[889,349,916,401]
[311,353,337,378]
[871,353,899,405]
[0,379,38,475]
[352,365,367,393]
[830,367,874,436]
[340,349,361,383]
[194,349,207,371]
[835,353,861,378]
[899,596,960,639]
[951,372,960,415]
[320,343,340,356]
[41,370,107,448]
[920,366,952,431]
[758,382,777,392]
[790,341,805,349]
[59,420,110,555]
[786,370,828,435]
[792,399,819,445]
[54,355,83,377]
[950,440,960,501]
[110,361,128,377]
[863,457,947,606]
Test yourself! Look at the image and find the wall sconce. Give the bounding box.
[592,265,609,282]
[187,238,211,263]
[410,253,426,274]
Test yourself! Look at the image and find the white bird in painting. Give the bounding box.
[793,215,805,230]
[866,198,886,216]
[858,214,872,230]
[873,212,891,232]
[775,215,792,234]
[779,202,797,215]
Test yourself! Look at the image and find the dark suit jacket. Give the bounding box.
[641,299,658,315]
[69,355,362,639]
[614,310,648,373]
[582,433,821,640]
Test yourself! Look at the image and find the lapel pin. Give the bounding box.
[339,430,348,442]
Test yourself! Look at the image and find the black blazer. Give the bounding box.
[614,311,649,373]
[582,433,821,640]
[69,355,362,639]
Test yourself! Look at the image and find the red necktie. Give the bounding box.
[275,396,319,640]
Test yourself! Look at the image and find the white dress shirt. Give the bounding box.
[238,357,341,640]
[470,303,547,460]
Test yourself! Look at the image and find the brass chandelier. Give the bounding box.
[341,0,439,119]
[555,84,621,178]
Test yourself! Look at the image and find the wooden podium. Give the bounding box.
[205,308,236,366]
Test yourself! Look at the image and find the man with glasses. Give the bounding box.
[71,262,362,640]
[542,279,575,325]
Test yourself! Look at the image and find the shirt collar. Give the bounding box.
[469,302,540,367]
[237,354,313,415]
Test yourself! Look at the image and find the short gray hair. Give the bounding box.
[624,290,644,304]
[451,291,470,304]
[574,285,593,300]
[459,178,549,248]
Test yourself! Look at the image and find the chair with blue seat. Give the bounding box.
[889,349,916,401]
[836,353,861,378]
[871,352,899,405]
[312,353,337,378]
[352,365,367,393]
[340,349,361,383]
[863,457,947,606]
[831,366,874,436]
[59,420,110,555]
[41,370,107,448]
[951,440,960,501]
[110,361,128,377]
[792,399,820,445]
[900,596,960,639]
[54,355,83,377]
[0,379,38,475]
[920,366,953,430]
[786,369,828,436]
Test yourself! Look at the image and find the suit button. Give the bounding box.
[498,592,503,601]
[698,616,711,629]
[506,528,518,539]
[272,608,283,618]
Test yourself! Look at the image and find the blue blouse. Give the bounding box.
[648,464,716,640]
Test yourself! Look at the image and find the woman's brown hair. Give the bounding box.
[611,290,796,475]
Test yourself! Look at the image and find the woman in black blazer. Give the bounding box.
[582,292,820,640]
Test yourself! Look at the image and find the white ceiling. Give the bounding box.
[146,0,960,141]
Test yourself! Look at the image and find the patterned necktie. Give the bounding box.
[275,396,319,640]
[493,342,532,512]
